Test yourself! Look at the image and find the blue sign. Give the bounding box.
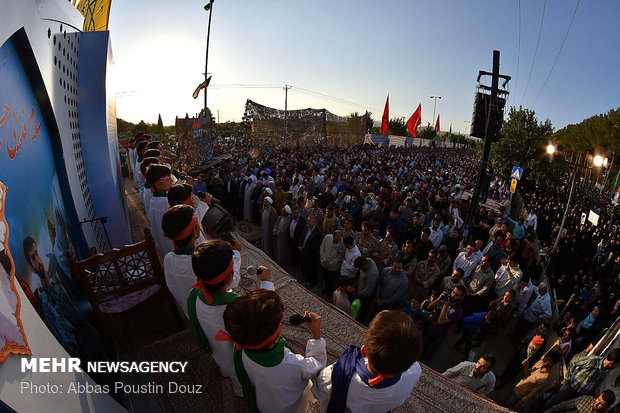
[511,166,523,181]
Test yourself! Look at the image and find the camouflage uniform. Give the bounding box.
[410,260,441,301]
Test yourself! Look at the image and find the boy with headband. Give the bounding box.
[189,240,273,396]
[161,204,201,315]
[222,290,326,412]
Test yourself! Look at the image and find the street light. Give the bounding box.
[430,96,442,127]
[593,155,606,168]
[546,144,607,252]
[203,0,214,116]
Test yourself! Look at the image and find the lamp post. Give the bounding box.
[203,0,214,116]
[430,96,441,127]
[463,120,470,136]
[543,144,605,321]
[546,144,607,252]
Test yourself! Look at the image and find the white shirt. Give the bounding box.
[513,281,534,316]
[494,264,522,297]
[148,196,174,256]
[163,252,195,317]
[524,288,552,323]
[312,360,422,413]
[195,199,209,225]
[525,213,538,231]
[194,280,274,381]
[242,338,326,413]
[453,252,478,282]
[429,227,443,249]
[341,245,361,278]
[320,234,343,272]
[143,187,153,214]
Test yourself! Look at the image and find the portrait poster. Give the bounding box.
[0,34,107,360]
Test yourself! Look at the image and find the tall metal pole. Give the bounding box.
[204,0,214,116]
[552,162,578,252]
[284,85,291,137]
[464,50,500,238]
[431,96,441,127]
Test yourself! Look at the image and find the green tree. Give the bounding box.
[156,113,164,136]
[489,107,554,190]
[388,117,408,136]
[417,126,436,140]
[364,111,373,133]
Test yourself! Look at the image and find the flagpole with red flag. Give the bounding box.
[407,104,422,138]
[434,115,440,133]
[380,95,389,135]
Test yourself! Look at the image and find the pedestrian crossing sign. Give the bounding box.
[511,166,523,181]
[510,178,517,193]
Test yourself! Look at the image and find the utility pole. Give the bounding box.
[203,0,214,116]
[464,50,511,238]
[283,84,291,137]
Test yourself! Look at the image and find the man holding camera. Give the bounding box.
[422,285,466,363]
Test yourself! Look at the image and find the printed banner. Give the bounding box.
[0,36,106,360]
[0,181,32,364]
[76,0,112,31]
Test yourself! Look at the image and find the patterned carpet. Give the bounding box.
[136,237,512,413]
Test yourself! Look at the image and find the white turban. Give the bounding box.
[265,188,273,196]
[284,205,292,215]
[264,196,273,204]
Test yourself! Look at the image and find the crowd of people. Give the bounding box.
[124,132,620,413]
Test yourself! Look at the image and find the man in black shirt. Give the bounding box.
[404,213,423,245]
[444,227,463,261]
[415,227,434,262]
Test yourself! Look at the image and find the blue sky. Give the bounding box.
[108,0,620,133]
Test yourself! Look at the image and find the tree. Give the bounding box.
[554,108,620,154]
[489,107,554,190]
[364,111,373,133]
[417,126,436,140]
[388,117,408,136]
[156,113,164,136]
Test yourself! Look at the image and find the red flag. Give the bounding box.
[407,104,421,137]
[380,95,389,135]
[434,115,440,133]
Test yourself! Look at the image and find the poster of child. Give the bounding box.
[0,181,31,364]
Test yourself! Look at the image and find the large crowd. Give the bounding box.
[125,133,620,413]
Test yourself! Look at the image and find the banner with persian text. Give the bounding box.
[0,36,107,360]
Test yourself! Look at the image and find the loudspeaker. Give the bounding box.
[200,203,236,238]
[471,92,506,141]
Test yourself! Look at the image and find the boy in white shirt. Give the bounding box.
[312,310,422,413]
[222,290,326,413]
[188,240,273,395]
[145,164,174,256]
[161,204,201,315]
